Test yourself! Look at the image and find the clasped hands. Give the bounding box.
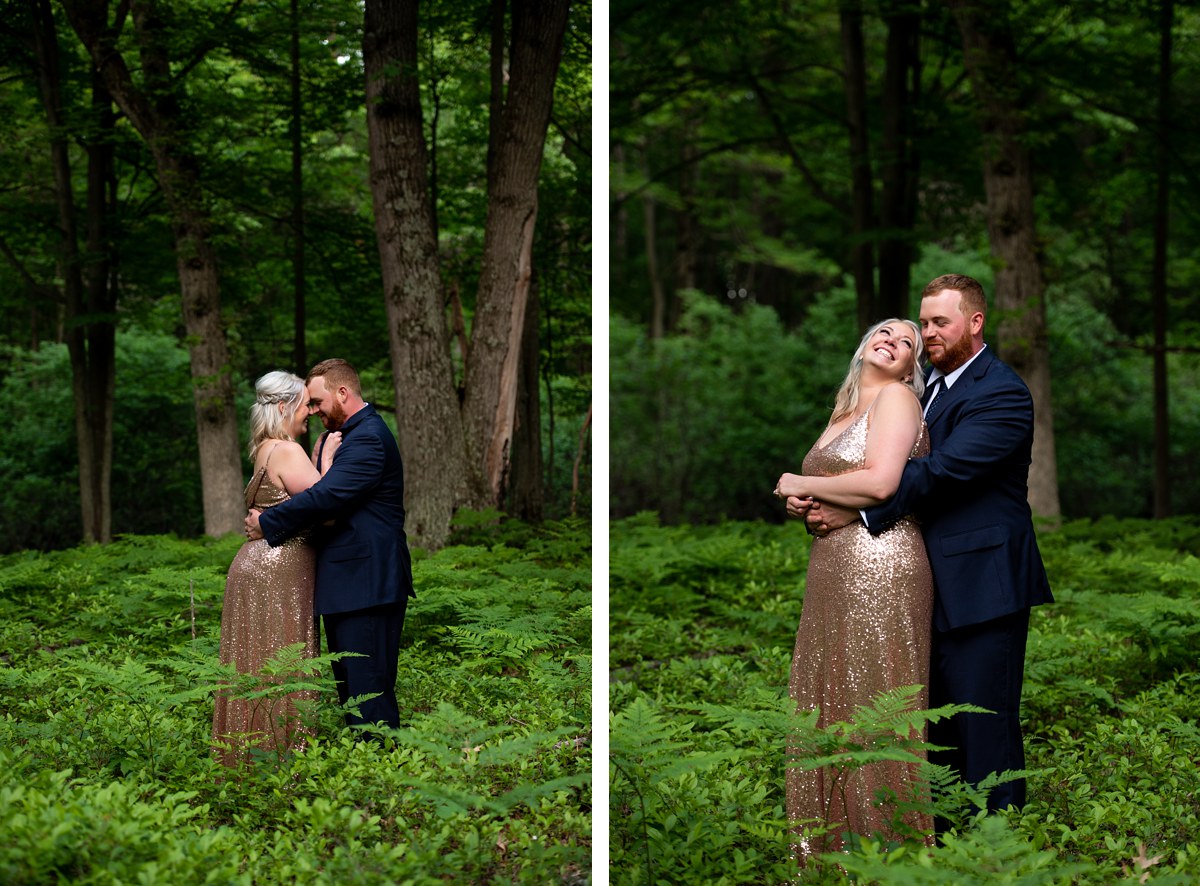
[774,473,855,537]
[245,508,263,541]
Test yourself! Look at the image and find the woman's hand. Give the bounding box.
[311,431,344,474]
[774,472,807,500]
[324,431,343,460]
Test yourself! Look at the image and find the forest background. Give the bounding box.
[610,0,1200,524]
[0,0,592,556]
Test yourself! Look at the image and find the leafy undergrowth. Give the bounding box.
[610,513,1200,884]
[0,513,590,884]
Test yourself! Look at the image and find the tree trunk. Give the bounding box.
[1151,0,1173,519]
[463,0,569,506]
[950,0,1061,519]
[878,5,920,320]
[31,0,117,544]
[508,275,544,520]
[840,0,876,331]
[612,140,629,297]
[64,0,245,536]
[641,143,665,339]
[364,0,479,549]
[290,0,307,376]
[82,71,118,544]
[571,403,591,518]
[673,121,698,328]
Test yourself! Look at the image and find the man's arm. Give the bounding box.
[255,432,385,545]
[863,378,1032,534]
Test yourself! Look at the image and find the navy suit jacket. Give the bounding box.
[863,348,1052,632]
[258,404,415,616]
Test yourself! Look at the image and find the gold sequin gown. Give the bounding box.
[787,410,934,862]
[212,458,318,766]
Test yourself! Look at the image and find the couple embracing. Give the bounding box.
[775,274,1054,860]
[212,358,415,766]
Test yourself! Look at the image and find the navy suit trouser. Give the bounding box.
[929,607,1031,818]
[323,599,408,731]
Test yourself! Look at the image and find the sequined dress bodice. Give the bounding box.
[803,408,929,481]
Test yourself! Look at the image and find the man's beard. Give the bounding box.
[321,399,347,430]
[928,330,974,373]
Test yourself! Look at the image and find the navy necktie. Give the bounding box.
[923,377,946,418]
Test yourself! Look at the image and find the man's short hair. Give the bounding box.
[923,273,987,318]
[307,358,361,397]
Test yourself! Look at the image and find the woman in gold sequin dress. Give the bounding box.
[212,371,340,766]
[774,319,935,862]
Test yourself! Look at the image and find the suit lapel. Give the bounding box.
[924,348,993,431]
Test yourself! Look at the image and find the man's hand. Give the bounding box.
[804,501,860,537]
[784,495,815,520]
[245,508,263,541]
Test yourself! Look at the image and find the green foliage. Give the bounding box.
[0,519,590,883]
[611,515,1200,884]
[611,291,855,523]
[0,331,203,553]
[610,272,1200,522]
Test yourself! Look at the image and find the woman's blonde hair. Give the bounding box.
[248,370,306,459]
[829,318,926,423]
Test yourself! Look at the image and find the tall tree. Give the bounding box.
[365,0,569,548]
[876,3,920,320]
[62,0,245,536]
[949,0,1061,518]
[1151,0,1173,518]
[364,0,475,547]
[289,0,307,376]
[840,0,877,330]
[462,0,570,506]
[29,0,118,544]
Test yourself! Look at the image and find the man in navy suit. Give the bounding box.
[790,274,1053,814]
[246,358,415,731]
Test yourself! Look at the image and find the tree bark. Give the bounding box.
[81,71,118,545]
[1151,0,1173,518]
[508,275,544,520]
[364,0,567,544]
[463,0,569,507]
[950,0,1061,519]
[571,403,591,518]
[364,0,478,548]
[64,0,245,536]
[840,0,877,331]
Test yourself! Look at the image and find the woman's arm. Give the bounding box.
[776,384,921,508]
[271,442,323,496]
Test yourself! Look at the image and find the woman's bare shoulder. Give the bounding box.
[879,381,921,405]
